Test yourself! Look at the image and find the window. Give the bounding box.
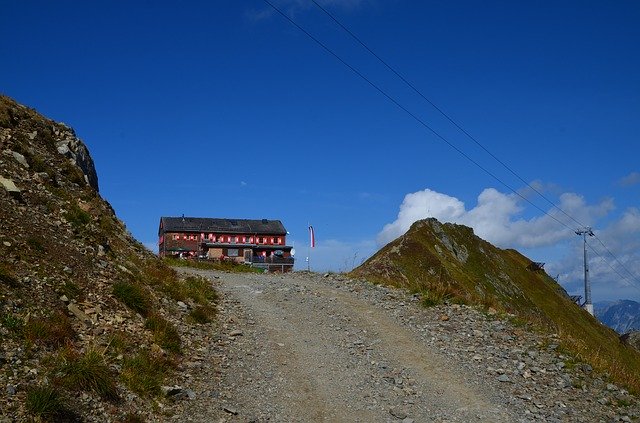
[227,249,239,257]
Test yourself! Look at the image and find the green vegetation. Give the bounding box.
[164,256,263,273]
[25,385,66,418]
[65,203,91,229]
[350,217,640,393]
[106,331,133,356]
[0,313,23,334]
[61,280,82,300]
[54,348,119,401]
[188,305,216,324]
[121,350,172,397]
[26,236,46,252]
[164,275,218,305]
[113,281,151,316]
[145,314,181,354]
[23,312,75,347]
[0,264,19,287]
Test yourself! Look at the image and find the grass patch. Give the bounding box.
[0,313,23,334]
[121,350,172,397]
[54,348,119,401]
[164,257,263,273]
[61,280,82,300]
[65,203,91,229]
[106,331,133,356]
[0,264,19,287]
[414,283,463,307]
[184,276,218,304]
[188,305,215,324]
[26,236,46,252]
[145,314,181,354]
[25,385,67,418]
[113,281,151,316]
[122,413,146,423]
[23,312,74,347]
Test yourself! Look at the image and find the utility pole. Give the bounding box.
[575,227,595,315]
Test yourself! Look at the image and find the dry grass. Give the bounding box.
[23,311,75,348]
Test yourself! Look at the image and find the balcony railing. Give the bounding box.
[247,256,294,265]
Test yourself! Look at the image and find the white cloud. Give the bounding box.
[378,186,640,302]
[619,171,640,187]
[377,187,615,249]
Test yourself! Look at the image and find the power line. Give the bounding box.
[308,0,587,231]
[587,241,640,296]
[262,0,640,293]
[261,0,573,233]
[306,0,640,292]
[592,233,640,283]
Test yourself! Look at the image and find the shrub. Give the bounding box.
[54,348,119,401]
[145,314,181,354]
[23,312,74,347]
[113,281,151,316]
[121,351,172,397]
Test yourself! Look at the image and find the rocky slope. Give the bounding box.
[351,218,640,393]
[596,300,640,334]
[173,269,640,422]
[0,95,218,421]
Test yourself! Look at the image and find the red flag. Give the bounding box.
[309,225,315,248]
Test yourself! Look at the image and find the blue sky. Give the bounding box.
[2,1,639,302]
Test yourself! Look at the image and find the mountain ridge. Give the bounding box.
[351,217,640,392]
[595,299,640,334]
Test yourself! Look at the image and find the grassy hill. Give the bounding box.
[351,218,640,392]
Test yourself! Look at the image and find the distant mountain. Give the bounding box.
[595,300,640,334]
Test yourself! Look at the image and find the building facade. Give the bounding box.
[158,216,294,271]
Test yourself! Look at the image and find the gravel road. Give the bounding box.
[170,270,640,423]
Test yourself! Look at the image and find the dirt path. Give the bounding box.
[177,270,518,422]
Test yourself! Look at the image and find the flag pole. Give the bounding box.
[307,223,311,272]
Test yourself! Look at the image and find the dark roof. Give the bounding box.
[160,217,287,236]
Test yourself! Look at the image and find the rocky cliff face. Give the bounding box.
[0,95,218,421]
[351,218,640,392]
[596,300,640,334]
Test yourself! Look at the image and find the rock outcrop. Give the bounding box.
[0,95,218,421]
